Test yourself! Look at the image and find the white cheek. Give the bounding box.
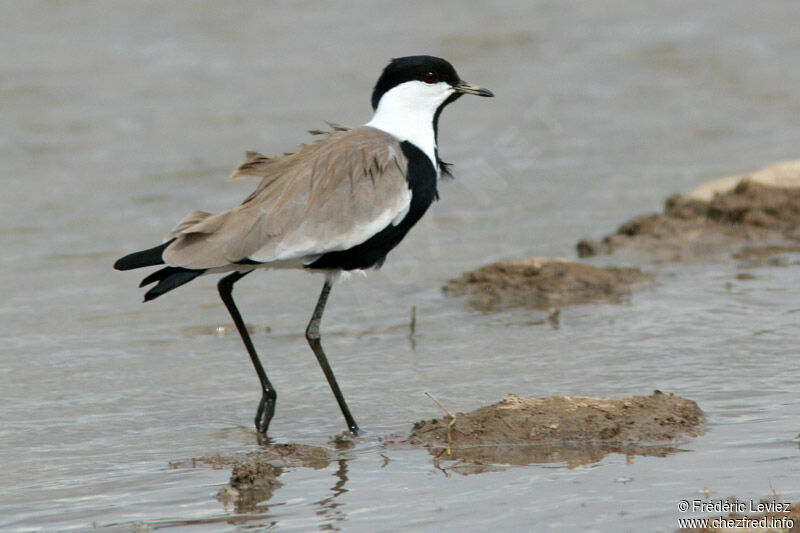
[380,80,453,109]
[366,80,454,171]
[418,81,453,103]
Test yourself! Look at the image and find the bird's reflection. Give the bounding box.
[314,459,350,531]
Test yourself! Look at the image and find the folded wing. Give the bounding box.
[162,126,411,270]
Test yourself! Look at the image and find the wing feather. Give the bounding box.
[162,126,411,269]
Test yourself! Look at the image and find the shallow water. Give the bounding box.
[3,1,800,530]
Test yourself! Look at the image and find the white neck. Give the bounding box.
[366,80,453,173]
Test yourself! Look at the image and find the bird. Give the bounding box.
[114,55,493,436]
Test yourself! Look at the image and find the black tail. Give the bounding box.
[140,266,204,302]
[114,239,175,271]
[114,239,203,301]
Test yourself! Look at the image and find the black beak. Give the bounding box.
[454,80,494,97]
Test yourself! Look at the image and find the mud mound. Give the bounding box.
[680,500,798,532]
[578,178,800,262]
[205,444,333,513]
[689,158,800,201]
[443,258,649,312]
[409,391,703,471]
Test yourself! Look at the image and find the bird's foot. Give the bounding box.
[254,391,276,435]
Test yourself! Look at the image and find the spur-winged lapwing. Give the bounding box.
[114,55,493,435]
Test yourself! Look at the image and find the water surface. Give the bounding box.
[2,1,800,530]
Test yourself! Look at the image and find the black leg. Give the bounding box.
[218,270,276,434]
[306,274,360,434]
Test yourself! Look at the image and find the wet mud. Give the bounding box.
[577,175,800,263]
[201,444,334,513]
[407,391,704,473]
[680,499,799,532]
[446,162,800,314]
[443,258,649,312]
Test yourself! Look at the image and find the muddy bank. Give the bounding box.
[202,444,333,513]
[443,258,649,312]
[577,169,800,262]
[689,159,800,201]
[408,391,703,472]
[680,500,798,532]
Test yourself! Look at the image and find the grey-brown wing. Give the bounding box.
[162,126,411,269]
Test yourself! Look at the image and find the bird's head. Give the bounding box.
[371,55,493,114]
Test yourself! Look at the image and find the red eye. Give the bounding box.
[421,71,438,84]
